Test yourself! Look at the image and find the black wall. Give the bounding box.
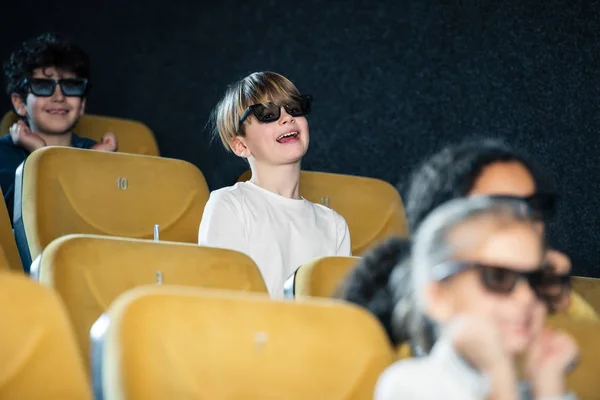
[2,0,599,276]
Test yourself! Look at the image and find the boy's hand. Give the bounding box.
[525,328,579,398]
[10,120,46,153]
[546,249,571,275]
[451,316,519,400]
[543,249,572,311]
[450,315,512,373]
[91,132,117,152]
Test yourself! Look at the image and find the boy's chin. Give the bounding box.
[283,144,308,159]
[38,121,78,135]
[282,153,306,165]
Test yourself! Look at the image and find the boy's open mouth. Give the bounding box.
[46,109,69,115]
[276,131,299,143]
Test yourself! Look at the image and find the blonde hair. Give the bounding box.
[210,71,301,152]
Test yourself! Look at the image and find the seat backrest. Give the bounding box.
[0,272,91,399]
[545,317,600,399]
[0,246,8,271]
[92,286,394,400]
[1,110,159,156]
[290,256,360,298]
[0,187,22,273]
[32,234,267,371]
[571,277,600,316]
[14,146,209,269]
[239,170,409,255]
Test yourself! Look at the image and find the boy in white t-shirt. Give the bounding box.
[198,71,351,297]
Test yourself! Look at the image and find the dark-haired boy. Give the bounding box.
[1,32,117,221]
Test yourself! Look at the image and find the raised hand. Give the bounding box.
[525,327,579,398]
[450,315,512,373]
[9,120,46,153]
[91,132,117,152]
[450,315,519,400]
[546,249,571,275]
[543,249,572,312]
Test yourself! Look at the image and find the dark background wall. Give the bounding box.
[2,0,599,277]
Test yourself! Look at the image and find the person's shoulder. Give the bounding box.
[305,199,348,224]
[207,182,249,207]
[211,182,248,197]
[303,198,331,213]
[71,133,98,149]
[0,133,27,161]
[374,358,434,399]
[0,133,15,148]
[379,357,431,378]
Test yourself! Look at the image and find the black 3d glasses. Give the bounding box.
[239,94,312,126]
[488,193,558,221]
[22,78,88,97]
[433,261,570,311]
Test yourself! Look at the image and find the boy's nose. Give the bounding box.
[279,106,294,123]
[51,84,65,101]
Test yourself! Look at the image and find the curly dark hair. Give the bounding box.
[336,237,411,345]
[4,32,91,99]
[404,138,554,233]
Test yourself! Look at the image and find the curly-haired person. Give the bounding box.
[1,32,117,221]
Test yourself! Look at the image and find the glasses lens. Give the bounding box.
[252,103,281,122]
[284,95,312,117]
[480,266,520,293]
[527,193,558,220]
[28,79,56,96]
[529,270,570,303]
[59,78,87,96]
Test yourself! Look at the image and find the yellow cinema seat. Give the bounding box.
[0,246,8,272]
[0,272,91,399]
[239,170,409,255]
[13,147,209,270]
[1,110,159,156]
[284,256,359,299]
[91,286,395,400]
[32,234,267,371]
[0,187,22,273]
[571,277,600,314]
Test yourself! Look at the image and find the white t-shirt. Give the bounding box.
[198,181,352,297]
[375,330,577,400]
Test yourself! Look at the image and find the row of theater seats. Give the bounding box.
[2,144,596,306]
[1,268,394,399]
[1,115,599,398]
[0,140,410,398]
[2,234,600,399]
[2,145,408,272]
[1,111,160,156]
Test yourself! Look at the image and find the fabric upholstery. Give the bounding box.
[14,146,209,267]
[96,286,394,400]
[0,246,8,272]
[0,187,21,272]
[238,170,409,255]
[294,256,360,298]
[0,272,91,399]
[1,110,159,156]
[33,234,267,372]
[571,277,600,315]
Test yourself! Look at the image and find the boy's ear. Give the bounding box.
[230,136,249,158]
[78,97,87,116]
[11,93,27,117]
[423,282,455,323]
